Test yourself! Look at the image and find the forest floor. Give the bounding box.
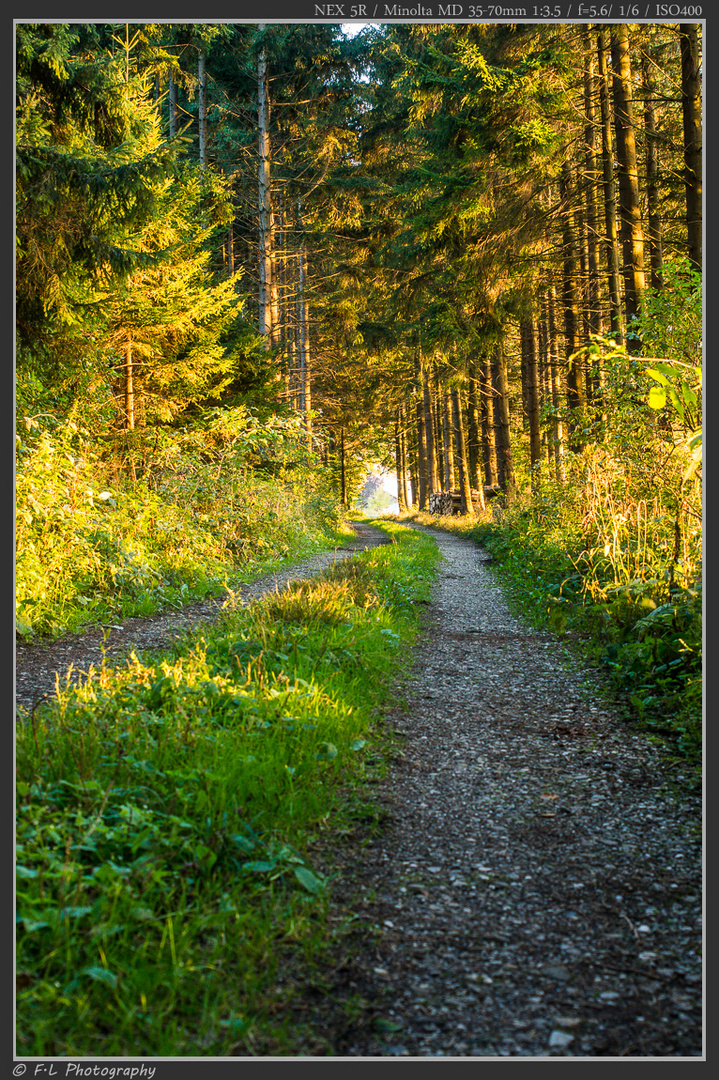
[14,521,703,1059]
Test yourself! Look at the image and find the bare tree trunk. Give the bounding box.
[597,26,625,345]
[422,358,439,495]
[403,421,413,507]
[641,45,664,290]
[405,405,418,508]
[466,363,481,491]
[492,340,516,499]
[521,317,542,480]
[340,427,347,509]
[124,341,135,431]
[441,375,455,491]
[298,227,312,447]
[545,286,566,482]
[452,386,478,515]
[480,353,498,488]
[679,23,702,272]
[225,219,234,276]
[582,27,602,337]
[168,71,178,139]
[258,45,274,346]
[560,162,585,448]
[124,340,137,482]
[395,412,407,513]
[198,47,208,168]
[415,360,428,510]
[398,404,413,509]
[611,24,645,333]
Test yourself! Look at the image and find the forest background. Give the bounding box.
[16,18,702,751]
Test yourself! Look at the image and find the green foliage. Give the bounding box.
[15,407,346,639]
[16,523,439,1056]
[15,23,177,349]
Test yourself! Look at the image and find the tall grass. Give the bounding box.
[16,522,440,1056]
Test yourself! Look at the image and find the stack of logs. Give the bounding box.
[428,487,501,515]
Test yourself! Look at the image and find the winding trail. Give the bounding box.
[14,521,702,1057]
[308,525,702,1058]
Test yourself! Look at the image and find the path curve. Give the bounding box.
[15,521,389,717]
[310,525,702,1058]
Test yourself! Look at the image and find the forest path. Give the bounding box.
[14,521,390,718]
[307,524,702,1059]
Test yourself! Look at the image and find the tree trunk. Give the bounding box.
[521,317,542,479]
[298,234,312,447]
[227,220,235,278]
[492,340,516,499]
[415,372,428,511]
[611,24,645,334]
[597,27,625,345]
[124,340,135,431]
[537,309,552,464]
[544,285,566,482]
[441,375,455,491]
[399,404,413,508]
[582,27,602,337]
[466,363,481,491]
[560,162,585,448]
[168,71,178,139]
[257,46,274,346]
[340,427,347,509]
[405,405,418,508]
[395,413,407,513]
[198,48,208,168]
[679,24,702,272]
[422,359,439,495]
[480,353,498,488]
[451,386,478,515]
[641,46,664,290]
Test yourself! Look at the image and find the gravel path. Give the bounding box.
[14,521,703,1058]
[307,525,703,1059]
[15,522,390,717]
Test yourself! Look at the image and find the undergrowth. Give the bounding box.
[16,406,349,639]
[15,521,440,1057]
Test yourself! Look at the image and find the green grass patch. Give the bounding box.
[15,521,440,1056]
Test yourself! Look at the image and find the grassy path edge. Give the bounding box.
[16,520,441,1057]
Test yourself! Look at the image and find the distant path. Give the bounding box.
[15,521,389,717]
[311,524,702,1058]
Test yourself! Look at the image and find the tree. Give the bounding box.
[15,23,176,359]
[678,24,702,272]
[610,24,646,334]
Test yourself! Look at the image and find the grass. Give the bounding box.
[15,520,440,1057]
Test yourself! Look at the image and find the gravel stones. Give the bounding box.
[312,525,702,1059]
